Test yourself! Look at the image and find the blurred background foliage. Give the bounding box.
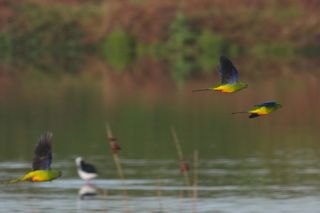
[0,0,319,82]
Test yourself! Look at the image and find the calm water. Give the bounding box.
[1,58,320,212]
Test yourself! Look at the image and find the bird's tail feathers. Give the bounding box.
[231,111,247,115]
[8,178,20,184]
[192,88,211,92]
[0,178,21,184]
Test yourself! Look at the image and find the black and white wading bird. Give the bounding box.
[75,157,98,181]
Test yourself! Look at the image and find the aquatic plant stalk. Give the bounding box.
[171,125,193,209]
[106,124,125,180]
[192,150,199,213]
[155,177,163,212]
[105,123,129,212]
[171,126,191,187]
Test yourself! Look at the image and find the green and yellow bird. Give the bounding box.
[232,101,282,118]
[193,55,248,93]
[7,132,61,183]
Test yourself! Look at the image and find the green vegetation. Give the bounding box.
[0,34,13,61]
[99,28,136,71]
[0,0,319,82]
[115,11,243,84]
[0,2,97,72]
[196,30,238,73]
[163,11,197,84]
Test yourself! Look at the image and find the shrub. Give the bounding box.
[0,34,13,61]
[196,30,225,72]
[99,28,135,71]
[164,11,197,84]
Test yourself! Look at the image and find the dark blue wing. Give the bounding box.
[254,101,277,107]
[249,113,260,119]
[32,132,53,170]
[218,56,239,84]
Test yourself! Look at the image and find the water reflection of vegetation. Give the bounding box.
[1,71,320,162]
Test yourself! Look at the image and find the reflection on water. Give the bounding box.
[78,183,98,200]
[2,156,320,212]
[1,58,320,212]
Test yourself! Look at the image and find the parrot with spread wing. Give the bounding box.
[7,132,61,183]
[193,55,248,93]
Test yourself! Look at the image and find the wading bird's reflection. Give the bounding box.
[78,183,98,200]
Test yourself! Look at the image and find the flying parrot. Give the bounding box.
[193,55,248,93]
[5,132,61,183]
[232,101,282,118]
